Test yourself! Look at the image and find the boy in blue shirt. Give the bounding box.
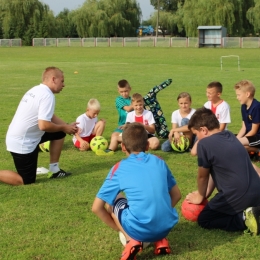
[92,122,181,259]
[234,80,260,160]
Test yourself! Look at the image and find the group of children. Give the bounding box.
[85,79,260,259]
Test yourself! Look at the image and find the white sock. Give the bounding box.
[49,163,60,173]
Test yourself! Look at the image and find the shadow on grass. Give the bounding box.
[133,222,240,259]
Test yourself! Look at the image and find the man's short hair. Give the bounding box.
[42,67,63,82]
[122,122,148,153]
[188,107,219,131]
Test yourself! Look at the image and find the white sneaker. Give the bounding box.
[36,167,49,174]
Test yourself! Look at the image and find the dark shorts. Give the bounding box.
[11,131,66,185]
[246,135,260,148]
[113,198,128,224]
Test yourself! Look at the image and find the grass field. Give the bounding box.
[0,47,260,260]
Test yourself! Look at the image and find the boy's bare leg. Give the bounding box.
[109,132,122,151]
[106,193,131,240]
[0,170,23,185]
[94,120,106,136]
[148,137,160,150]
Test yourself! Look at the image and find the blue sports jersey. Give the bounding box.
[241,99,260,135]
[96,152,179,242]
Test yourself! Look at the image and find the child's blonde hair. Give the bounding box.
[87,98,100,110]
[131,93,143,103]
[177,92,192,101]
[234,80,255,96]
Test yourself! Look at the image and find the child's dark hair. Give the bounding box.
[207,81,223,93]
[122,122,148,153]
[177,92,192,101]
[188,107,219,131]
[118,79,130,88]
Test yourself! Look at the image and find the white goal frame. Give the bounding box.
[220,55,240,71]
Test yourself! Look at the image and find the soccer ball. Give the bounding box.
[119,231,150,249]
[181,199,208,222]
[39,141,50,152]
[171,136,190,152]
[90,136,108,152]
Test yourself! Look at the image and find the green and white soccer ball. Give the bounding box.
[171,136,190,153]
[39,141,50,152]
[90,136,108,152]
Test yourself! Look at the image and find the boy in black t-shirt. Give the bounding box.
[186,107,260,235]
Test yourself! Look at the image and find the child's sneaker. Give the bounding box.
[154,238,171,255]
[120,239,142,260]
[96,149,114,156]
[244,206,260,236]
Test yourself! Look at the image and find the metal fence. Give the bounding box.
[1,37,260,48]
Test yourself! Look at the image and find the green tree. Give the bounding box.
[246,0,260,34]
[180,0,248,37]
[72,0,141,37]
[55,8,78,38]
[150,0,185,13]
[0,0,51,45]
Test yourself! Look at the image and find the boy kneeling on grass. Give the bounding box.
[186,107,260,235]
[92,122,181,260]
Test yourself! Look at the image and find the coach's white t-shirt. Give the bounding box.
[72,113,97,144]
[204,100,231,129]
[126,109,155,135]
[6,84,55,154]
[171,108,196,126]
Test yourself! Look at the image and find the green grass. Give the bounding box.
[0,47,260,260]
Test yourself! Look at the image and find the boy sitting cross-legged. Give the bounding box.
[92,122,181,260]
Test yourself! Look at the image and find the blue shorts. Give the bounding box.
[113,198,128,224]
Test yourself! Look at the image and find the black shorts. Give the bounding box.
[246,135,260,148]
[10,131,66,185]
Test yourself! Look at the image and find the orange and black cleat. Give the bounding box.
[154,238,171,255]
[120,239,142,260]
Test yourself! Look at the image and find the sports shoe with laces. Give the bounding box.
[47,169,71,179]
[154,238,171,255]
[95,149,114,156]
[120,239,142,260]
[244,206,260,236]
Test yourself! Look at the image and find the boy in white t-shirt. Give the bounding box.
[204,81,231,131]
[125,93,160,150]
[73,99,106,151]
[161,92,196,152]
[191,81,231,156]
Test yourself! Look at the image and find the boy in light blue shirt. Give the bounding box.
[92,122,181,260]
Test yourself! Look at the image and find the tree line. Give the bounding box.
[0,0,260,46]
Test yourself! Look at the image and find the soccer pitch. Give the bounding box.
[0,47,260,260]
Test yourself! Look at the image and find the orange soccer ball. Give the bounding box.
[181,199,208,222]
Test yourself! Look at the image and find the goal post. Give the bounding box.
[220,55,240,71]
